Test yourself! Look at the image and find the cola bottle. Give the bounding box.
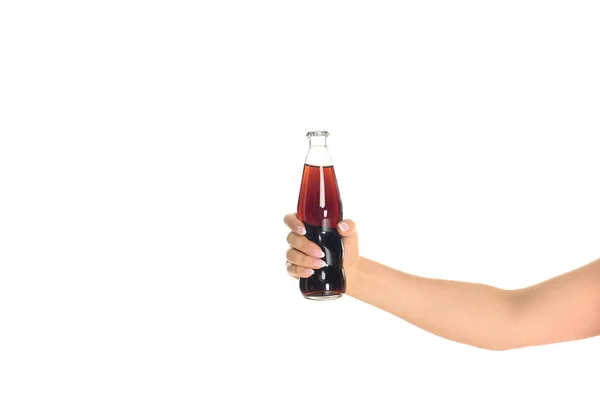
[297,131,346,300]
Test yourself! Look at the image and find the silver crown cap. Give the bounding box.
[306,131,329,137]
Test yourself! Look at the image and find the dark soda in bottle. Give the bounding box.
[296,131,346,300]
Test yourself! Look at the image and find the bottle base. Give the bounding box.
[302,291,343,301]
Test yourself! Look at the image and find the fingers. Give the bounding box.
[286,247,327,269]
[286,231,325,258]
[337,219,356,236]
[283,213,306,235]
[284,213,316,280]
[284,213,360,281]
[337,219,359,261]
[287,261,315,279]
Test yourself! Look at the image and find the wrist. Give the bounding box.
[345,256,366,297]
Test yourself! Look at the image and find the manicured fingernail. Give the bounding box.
[339,222,349,231]
[312,259,326,268]
[310,248,325,258]
[302,268,314,276]
[296,226,306,235]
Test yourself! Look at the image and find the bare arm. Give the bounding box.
[283,213,600,351]
[348,257,600,350]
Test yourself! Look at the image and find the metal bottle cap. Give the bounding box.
[306,131,330,137]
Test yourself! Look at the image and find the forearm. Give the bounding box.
[346,257,520,350]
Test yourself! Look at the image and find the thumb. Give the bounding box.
[337,219,359,264]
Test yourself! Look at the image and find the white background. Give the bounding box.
[1,1,599,399]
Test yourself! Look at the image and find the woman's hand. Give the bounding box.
[283,213,360,281]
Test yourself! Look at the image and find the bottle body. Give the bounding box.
[296,132,346,300]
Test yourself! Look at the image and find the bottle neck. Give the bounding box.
[309,136,327,148]
[305,137,333,167]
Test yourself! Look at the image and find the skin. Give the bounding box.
[283,213,600,351]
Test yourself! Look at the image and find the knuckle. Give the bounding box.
[286,262,299,279]
[288,248,303,264]
[288,249,304,265]
[285,247,294,261]
[286,231,295,245]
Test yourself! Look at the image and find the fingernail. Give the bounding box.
[302,268,314,276]
[312,259,326,268]
[310,248,325,258]
[296,226,306,235]
[339,222,349,232]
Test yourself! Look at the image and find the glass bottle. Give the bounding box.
[297,131,346,300]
